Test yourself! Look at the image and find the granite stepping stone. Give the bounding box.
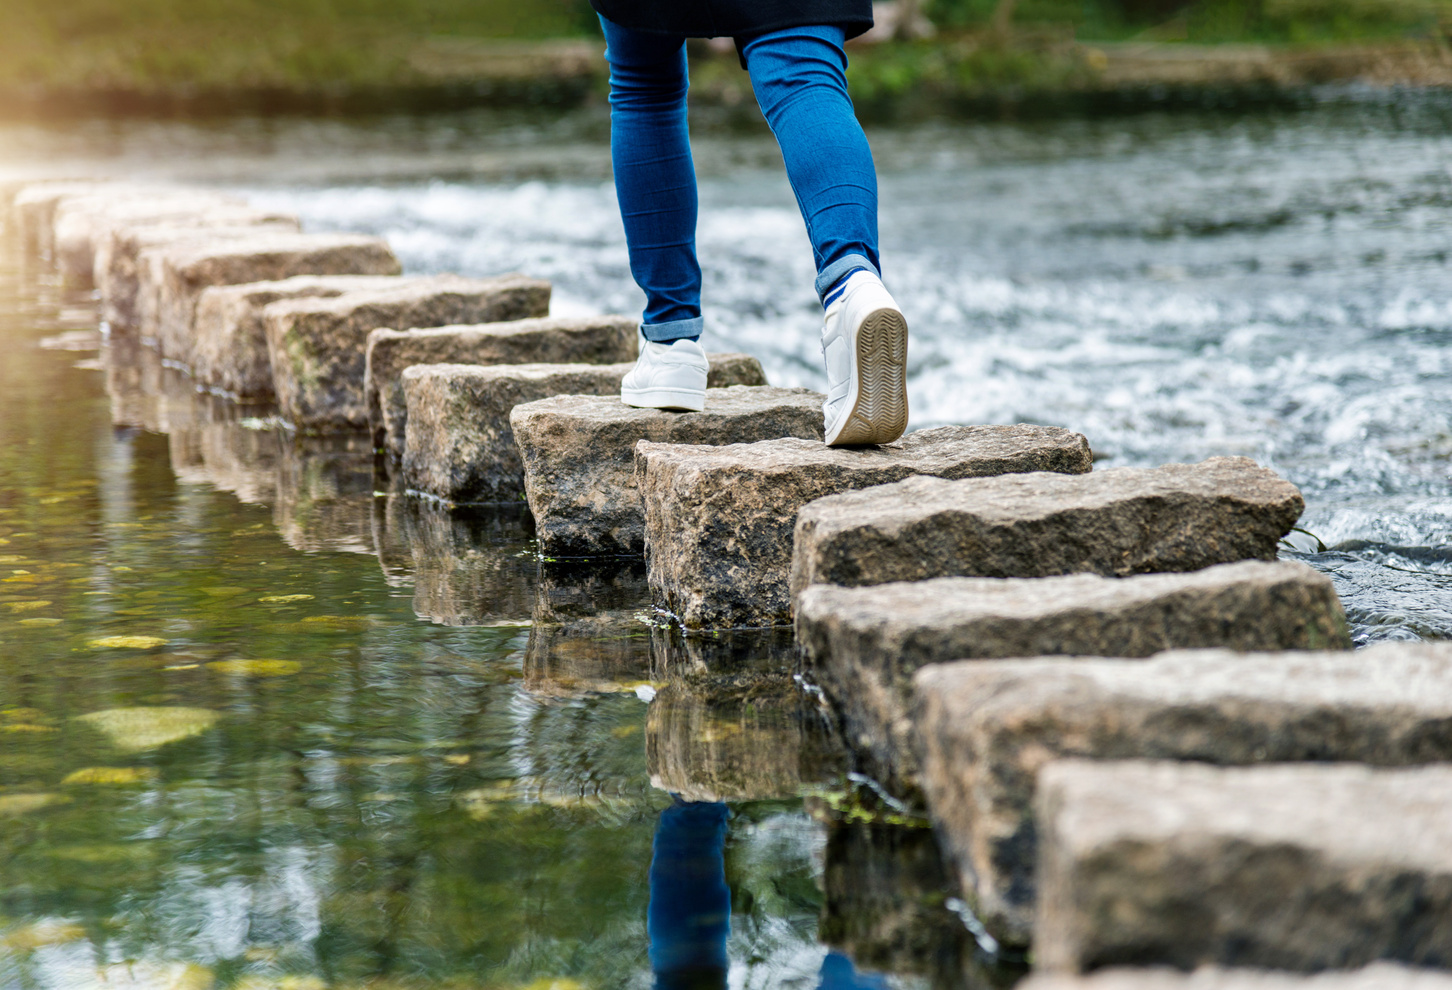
[365,314,639,457]
[913,641,1452,947]
[790,456,1305,604]
[265,274,550,433]
[1034,759,1452,972]
[635,425,1092,629]
[799,559,1350,797]
[401,352,766,502]
[191,274,410,399]
[147,230,401,357]
[512,386,825,557]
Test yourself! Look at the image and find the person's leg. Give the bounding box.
[600,15,703,343]
[741,26,907,446]
[739,26,880,304]
[648,800,732,989]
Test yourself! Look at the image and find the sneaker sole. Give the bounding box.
[825,307,909,446]
[620,386,706,412]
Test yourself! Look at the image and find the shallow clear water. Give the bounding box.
[0,91,1449,990]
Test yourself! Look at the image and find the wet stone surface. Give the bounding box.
[1034,760,1452,973]
[915,641,1452,946]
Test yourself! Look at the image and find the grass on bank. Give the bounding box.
[0,0,1448,97]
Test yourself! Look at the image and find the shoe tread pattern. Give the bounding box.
[833,307,908,446]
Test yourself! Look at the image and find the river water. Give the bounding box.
[0,90,1450,989]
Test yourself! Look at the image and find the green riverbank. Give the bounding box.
[1,0,1450,118]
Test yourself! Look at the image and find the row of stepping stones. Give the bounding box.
[10,180,1452,988]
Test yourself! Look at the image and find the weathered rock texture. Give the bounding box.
[913,641,1452,947]
[100,224,302,333]
[513,387,825,557]
[149,230,402,357]
[790,456,1304,602]
[636,425,1092,629]
[1020,964,1452,990]
[265,274,550,432]
[401,352,767,502]
[1034,760,1452,973]
[799,559,1350,799]
[54,188,296,286]
[366,315,639,456]
[191,275,407,399]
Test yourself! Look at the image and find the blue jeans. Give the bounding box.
[601,16,881,343]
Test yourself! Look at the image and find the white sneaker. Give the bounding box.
[621,337,709,412]
[820,270,909,446]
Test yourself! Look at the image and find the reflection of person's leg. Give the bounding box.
[818,949,891,990]
[648,800,731,990]
[600,15,711,411]
[742,26,908,446]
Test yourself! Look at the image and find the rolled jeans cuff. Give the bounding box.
[815,253,880,302]
[641,316,704,343]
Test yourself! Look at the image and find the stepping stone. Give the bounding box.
[400,352,767,502]
[798,559,1351,796]
[146,229,402,357]
[1021,964,1452,990]
[266,273,550,433]
[1034,760,1452,973]
[100,223,300,333]
[11,180,115,256]
[636,425,1092,629]
[913,640,1452,947]
[53,187,294,286]
[512,387,825,557]
[790,456,1306,603]
[191,274,407,399]
[366,314,641,458]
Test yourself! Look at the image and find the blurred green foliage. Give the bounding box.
[927,0,1452,41]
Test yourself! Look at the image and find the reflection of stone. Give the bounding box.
[645,626,846,802]
[915,641,1452,948]
[820,823,981,984]
[1035,761,1452,974]
[371,492,418,588]
[275,434,377,554]
[404,502,539,626]
[1020,964,1452,989]
[524,563,653,698]
[104,333,206,435]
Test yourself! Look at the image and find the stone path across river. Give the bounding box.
[7,177,1450,986]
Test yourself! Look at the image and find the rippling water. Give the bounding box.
[0,92,1448,990]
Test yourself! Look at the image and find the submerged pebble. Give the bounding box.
[75,706,220,752]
